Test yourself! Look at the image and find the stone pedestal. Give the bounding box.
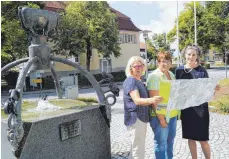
[1,105,110,159]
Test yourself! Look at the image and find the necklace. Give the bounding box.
[184,66,193,73]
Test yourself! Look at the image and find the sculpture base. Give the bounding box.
[1,105,111,159]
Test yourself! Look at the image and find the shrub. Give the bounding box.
[210,95,229,114]
[2,71,19,86]
[203,64,210,69]
[111,71,126,82]
[42,77,55,89]
[218,95,229,113]
[148,65,157,71]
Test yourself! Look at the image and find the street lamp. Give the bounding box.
[225,49,229,78]
[142,30,151,80]
[194,1,197,45]
[176,1,181,66]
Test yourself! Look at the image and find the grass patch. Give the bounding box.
[219,78,229,87]
[209,95,229,114]
[209,78,229,114]
[77,97,98,103]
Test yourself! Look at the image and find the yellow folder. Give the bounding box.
[159,81,171,105]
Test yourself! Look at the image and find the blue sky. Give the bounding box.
[108,1,188,45]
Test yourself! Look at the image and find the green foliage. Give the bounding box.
[210,95,229,114]
[148,33,171,67]
[146,39,157,61]
[167,2,205,51]
[219,78,229,87]
[1,1,44,67]
[1,71,19,86]
[52,1,121,71]
[168,1,229,55]
[209,78,229,114]
[203,63,210,69]
[199,1,229,53]
[152,33,170,52]
[148,64,157,71]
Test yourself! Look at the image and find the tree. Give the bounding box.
[52,1,121,71]
[199,1,229,58]
[167,2,205,51]
[167,1,229,60]
[152,33,170,52]
[145,39,157,67]
[1,1,44,67]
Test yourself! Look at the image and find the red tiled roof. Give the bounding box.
[44,1,66,9]
[43,2,141,32]
[109,7,129,19]
[117,18,141,32]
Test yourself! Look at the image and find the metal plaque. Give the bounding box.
[60,120,81,141]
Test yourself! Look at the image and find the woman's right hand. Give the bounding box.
[150,96,163,105]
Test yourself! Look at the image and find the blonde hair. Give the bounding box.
[125,56,146,77]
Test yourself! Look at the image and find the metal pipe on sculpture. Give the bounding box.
[50,64,63,99]
[4,57,38,157]
[1,7,116,158]
[1,58,29,74]
[50,56,110,124]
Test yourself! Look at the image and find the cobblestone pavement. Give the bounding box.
[110,96,229,159]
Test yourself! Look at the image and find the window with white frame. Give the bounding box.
[119,33,137,43]
[100,59,112,73]
[68,55,79,63]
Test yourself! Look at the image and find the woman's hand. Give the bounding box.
[159,118,168,128]
[150,96,163,105]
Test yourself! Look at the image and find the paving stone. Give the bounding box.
[111,112,229,159]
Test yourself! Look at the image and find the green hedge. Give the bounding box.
[2,71,19,86]
[203,64,210,69]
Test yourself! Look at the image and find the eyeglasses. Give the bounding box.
[131,65,144,69]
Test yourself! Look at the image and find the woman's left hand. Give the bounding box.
[215,84,220,92]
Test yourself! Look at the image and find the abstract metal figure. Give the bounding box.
[99,72,120,106]
[1,7,110,157]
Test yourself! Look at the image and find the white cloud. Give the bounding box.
[139,1,188,42]
[107,1,118,5]
[135,1,155,5]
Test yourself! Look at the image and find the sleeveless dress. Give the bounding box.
[175,65,209,141]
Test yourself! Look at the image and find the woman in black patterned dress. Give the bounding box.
[175,45,220,159]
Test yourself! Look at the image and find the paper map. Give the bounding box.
[159,78,218,111]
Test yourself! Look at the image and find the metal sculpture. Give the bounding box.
[1,7,116,157]
[99,72,120,106]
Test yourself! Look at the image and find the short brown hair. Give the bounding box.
[157,51,172,63]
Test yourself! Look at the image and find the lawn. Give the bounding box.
[209,78,229,114]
